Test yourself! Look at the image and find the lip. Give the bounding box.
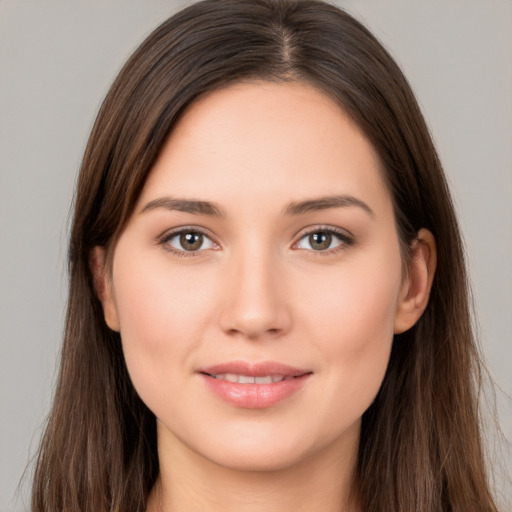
[197,360,312,409]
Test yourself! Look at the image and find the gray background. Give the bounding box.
[1,1,511,510]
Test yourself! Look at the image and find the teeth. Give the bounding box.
[211,374,288,384]
[255,376,272,384]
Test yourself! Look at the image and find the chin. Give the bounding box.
[203,443,310,473]
[187,423,347,474]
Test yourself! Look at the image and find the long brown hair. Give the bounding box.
[31,1,499,511]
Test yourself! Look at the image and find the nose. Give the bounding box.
[218,248,292,340]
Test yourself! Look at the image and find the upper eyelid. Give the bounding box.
[159,224,351,237]
[302,225,351,235]
[293,225,353,241]
[158,224,353,250]
[159,225,217,242]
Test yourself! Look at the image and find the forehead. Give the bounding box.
[138,81,390,215]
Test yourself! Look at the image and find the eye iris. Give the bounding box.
[180,232,203,251]
[309,232,331,250]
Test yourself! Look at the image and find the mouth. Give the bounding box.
[203,373,302,384]
[197,361,312,409]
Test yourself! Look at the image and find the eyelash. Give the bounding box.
[294,225,354,256]
[158,225,354,258]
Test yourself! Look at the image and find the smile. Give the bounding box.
[198,361,312,409]
[207,374,297,384]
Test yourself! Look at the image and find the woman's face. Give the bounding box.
[98,82,417,472]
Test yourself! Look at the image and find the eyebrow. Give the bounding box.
[140,194,374,218]
[284,195,374,217]
[141,197,226,217]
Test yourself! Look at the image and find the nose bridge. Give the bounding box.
[219,238,290,339]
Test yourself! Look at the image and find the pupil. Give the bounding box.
[180,232,203,251]
[310,232,331,250]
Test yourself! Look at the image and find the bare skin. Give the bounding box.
[93,81,436,512]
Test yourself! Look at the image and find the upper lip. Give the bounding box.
[198,360,311,377]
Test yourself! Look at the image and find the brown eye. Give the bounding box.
[163,229,217,255]
[308,232,332,251]
[180,232,203,251]
[296,229,351,252]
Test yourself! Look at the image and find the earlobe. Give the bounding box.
[90,246,120,332]
[394,229,437,334]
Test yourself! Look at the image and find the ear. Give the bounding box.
[89,246,120,332]
[394,228,437,334]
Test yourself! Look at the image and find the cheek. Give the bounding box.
[110,249,217,400]
[304,255,401,343]
[298,249,402,403]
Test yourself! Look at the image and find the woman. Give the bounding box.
[31,0,500,511]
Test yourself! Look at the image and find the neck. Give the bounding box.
[147,421,361,512]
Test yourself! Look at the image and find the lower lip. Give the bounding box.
[200,374,311,409]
